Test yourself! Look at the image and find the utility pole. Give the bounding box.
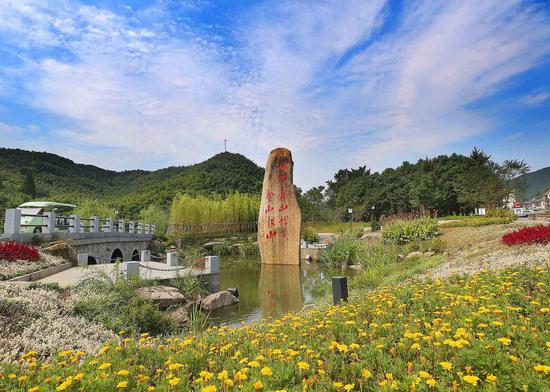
[224,139,227,152]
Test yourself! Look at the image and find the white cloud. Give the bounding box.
[520,91,550,106]
[0,0,549,186]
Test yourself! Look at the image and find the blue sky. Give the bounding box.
[0,0,549,188]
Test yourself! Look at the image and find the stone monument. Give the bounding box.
[258,147,301,265]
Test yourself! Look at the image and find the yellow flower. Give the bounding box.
[419,371,431,379]
[344,383,354,391]
[533,364,550,374]
[248,361,260,368]
[116,381,128,389]
[147,387,155,391]
[260,367,273,376]
[8,374,17,380]
[486,374,497,383]
[463,375,480,385]
[28,388,40,392]
[333,382,343,388]
[117,370,130,376]
[498,337,511,346]
[74,373,84,381]
[439,362,452,371]
[361,369,372,379]
[426,379,437,387]
[98,362,112,370]
[254,380,263,390]
[19,375,28,383]
[169,377,181,386]
[297,362,310,370]
[224,379,234,387]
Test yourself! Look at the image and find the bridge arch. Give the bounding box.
[88,255,98,265]
[110,248,124,263]
[131,249,140,261]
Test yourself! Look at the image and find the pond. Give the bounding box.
[204,256,355,327]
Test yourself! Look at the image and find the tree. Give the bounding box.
[499,160,530,202]
[21,171,36,197]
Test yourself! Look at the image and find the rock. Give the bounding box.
[397,254,405,260]
[201,291,239,311]
[363,227,373,233]
[135,286,185,309]
[148,240,165,254]
[258,148,301,265]
[349,264,363,270]
[43,241,77,264]
[424,251,435,257]
[203,241,224,250]
[405,251,424,260]
[318,233,337,244]
[168,301,199,325]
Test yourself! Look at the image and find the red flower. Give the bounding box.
[502,225,550,246]
[0,241,40,262]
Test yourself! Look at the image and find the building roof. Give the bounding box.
[18,201,77,209]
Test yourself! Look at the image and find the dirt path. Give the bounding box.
[417,221,550,280]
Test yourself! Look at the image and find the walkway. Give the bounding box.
[37,262,192,288]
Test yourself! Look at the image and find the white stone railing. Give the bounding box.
[3,209,156,236]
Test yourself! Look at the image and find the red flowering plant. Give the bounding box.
[0,241,40,262]
[501,224,550,246]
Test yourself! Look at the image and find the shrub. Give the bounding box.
[502,224,550,246]
[0,241,39,262]
[72,268,176,335]
[441,216,514,227]
[239,241,260,256]
[212,242,236,256]
[486,208,515,220]
[382,218,439,245]
[302,227,320,244]
[321,235,365,269]
[370,220,381,231]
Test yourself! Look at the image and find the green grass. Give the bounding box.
[304,221,369,235]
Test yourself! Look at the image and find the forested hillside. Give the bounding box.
[515,166,550,199]
[0,148,264,219]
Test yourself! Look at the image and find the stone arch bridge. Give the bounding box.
[2,208,155,265]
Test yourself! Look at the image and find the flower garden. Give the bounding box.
[0,242,65,281]
[502,225,550,246]
[1,266,548,391]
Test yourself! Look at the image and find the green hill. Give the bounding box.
[0,148,264,218]
[517,166,550,200]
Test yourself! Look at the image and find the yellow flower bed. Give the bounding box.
[1,267,549,391]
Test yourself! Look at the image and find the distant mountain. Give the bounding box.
[517,166,550,200]
[0,148,264,217]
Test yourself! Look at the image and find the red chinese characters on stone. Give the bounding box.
[266,230,277,240]
[267,217,275,228]
[279,204,288,212]
[279,215,289,226]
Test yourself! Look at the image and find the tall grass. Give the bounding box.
[382,217,439,244]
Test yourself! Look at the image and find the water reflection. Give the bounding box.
[206,257,353,327]
[259,264,302,318]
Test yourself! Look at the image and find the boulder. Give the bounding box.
[168,301,199,325]
[201,291,239,311]
[148,240,165,254]
[43,241,77,264]
[318,233,337,244]
[424,251,435,257]
[203,241,224,250]
[404,251,424,260]
[135,286,185,309]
